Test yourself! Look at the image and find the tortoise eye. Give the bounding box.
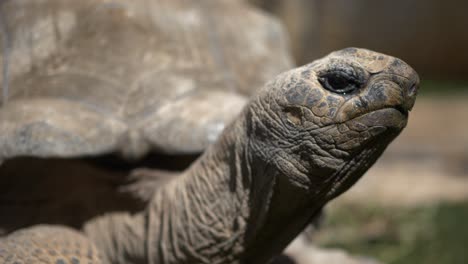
[318,71,361,94]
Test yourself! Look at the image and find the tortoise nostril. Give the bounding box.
[409,83,418,96]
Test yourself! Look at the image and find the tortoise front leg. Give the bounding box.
[0,225,105,264]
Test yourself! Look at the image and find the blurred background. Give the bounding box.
[249,0,468,263]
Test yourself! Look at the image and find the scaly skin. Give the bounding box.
[0,48,419,264]
[0,226,104,263]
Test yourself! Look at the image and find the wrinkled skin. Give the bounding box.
[0,48,419,264]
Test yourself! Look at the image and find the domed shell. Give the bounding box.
[0,0,293,161]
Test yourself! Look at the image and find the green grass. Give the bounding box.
[316,202,468,264]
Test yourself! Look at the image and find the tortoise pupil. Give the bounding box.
[319,71,360,94]
[328,74,348,90]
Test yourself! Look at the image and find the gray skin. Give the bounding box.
[0,48,419,263]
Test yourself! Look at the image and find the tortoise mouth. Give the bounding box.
[309,102,409,133]
[344,107,408,131]
[321,107,406,159]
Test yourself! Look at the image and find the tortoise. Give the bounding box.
[0,0,291,236]
[0,0,419,263]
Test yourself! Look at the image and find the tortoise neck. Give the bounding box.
[146,115,255,263]
[147,109,317,264]
[84,107,320,264]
